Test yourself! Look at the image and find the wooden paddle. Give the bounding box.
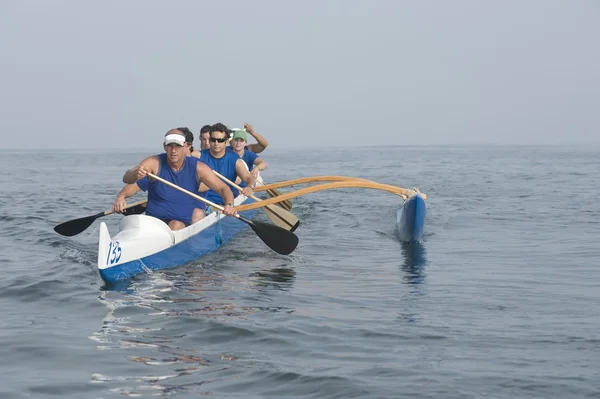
[266,188,292,211]
[147,173,298,255]
[237,181,426,212]
[212,170,300,232]
[54,199,147,237]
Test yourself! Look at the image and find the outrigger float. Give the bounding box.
[54,175,427,284]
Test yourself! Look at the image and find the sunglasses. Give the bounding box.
[209,137,228,143]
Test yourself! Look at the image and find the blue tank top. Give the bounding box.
[137,154,204,225]
[227,146,258,170]
[199,149,239,204]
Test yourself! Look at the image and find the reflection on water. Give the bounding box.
[91,286,215,397]
[400,241,427,285]
[90,264,297,396]
[249,266,296,291]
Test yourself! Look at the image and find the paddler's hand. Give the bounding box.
[113,196,127,213]
[135,166,149,180]
[223,203,237,217]
[241,186,254,198]
[250,168,260,180]
[244,123,255,135]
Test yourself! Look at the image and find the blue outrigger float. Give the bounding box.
[397,193,427,242]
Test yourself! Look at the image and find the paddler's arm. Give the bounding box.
[113,183,141,213]
[198,182,209,192]
[235,159,255,198]
[196,162,237,216]
[244,123,268,154]
[250,157,267,180]
[123,156,159,184]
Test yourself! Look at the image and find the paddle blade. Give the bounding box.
[263,204,300,232]
[53,212,104,237]
[238,215,299,255]
[266,188,292,211]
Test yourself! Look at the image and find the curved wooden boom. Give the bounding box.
[237,180,426,212]
[253,176,371,191]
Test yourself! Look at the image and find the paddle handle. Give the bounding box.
[105,199,148,216]
[212,170,262,202]
[146,173,225,212]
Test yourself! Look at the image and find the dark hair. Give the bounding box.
[177,127,195,151]
[200,125,212,135]
[210,123,231,139]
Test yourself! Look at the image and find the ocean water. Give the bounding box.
[0,145,599,398]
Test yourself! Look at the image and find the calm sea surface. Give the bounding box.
[0,145,599,398]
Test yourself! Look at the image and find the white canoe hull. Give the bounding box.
[97,194,256,284]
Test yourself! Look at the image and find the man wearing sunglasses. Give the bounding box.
[198,123,256,207]
[113,128,238,231]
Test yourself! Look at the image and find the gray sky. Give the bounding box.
[1,0,599,149]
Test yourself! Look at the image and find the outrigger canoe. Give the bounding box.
[97,193,257,284]
[81,174,426,283]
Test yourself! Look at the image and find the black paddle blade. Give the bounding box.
[290,221,299,233]
[238,215,299,255]
[53,212,104,237]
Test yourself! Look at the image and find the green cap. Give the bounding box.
[231,129,248,141]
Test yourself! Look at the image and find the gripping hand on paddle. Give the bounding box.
[222,204,237,217]
[134,166,150,180]
[112,183,141,213]
[123,156,159,184]
[241,186,254,198]
[196,162,237,213]
[113,196,127,213]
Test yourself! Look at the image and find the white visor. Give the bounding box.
[164,134,185,146]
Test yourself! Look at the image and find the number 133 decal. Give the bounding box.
[106,241,122,265]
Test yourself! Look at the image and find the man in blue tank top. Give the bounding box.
[227,128,268,182]
[112,129,237,231]
[198,123,256,205]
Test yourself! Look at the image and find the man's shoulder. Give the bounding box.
[185,155,199,165]
[226,151,241,161]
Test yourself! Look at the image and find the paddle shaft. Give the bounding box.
[146,173,225,211]
[54,199,148,236]
[212,170,297,230]
[106,199,148,216]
